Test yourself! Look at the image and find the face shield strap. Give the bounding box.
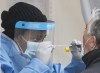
[15,21,55,30]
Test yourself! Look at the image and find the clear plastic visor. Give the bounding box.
[14,21,55,43]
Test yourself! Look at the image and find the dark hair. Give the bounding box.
[1,2,47,39]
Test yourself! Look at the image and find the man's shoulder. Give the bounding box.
[81,64,100,73]
[81,69,95,73]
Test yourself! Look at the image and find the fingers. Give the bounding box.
[71,39,82,45]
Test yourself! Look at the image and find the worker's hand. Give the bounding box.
[70,39,83,60]
[35,41,54,65]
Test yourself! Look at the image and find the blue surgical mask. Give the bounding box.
[25,41,40,58]
[22,36,40,59]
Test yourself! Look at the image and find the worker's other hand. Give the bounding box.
[35,41,54,65]
[70,39,83,60]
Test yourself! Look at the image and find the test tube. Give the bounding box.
[53,45,71,52]
[53,44,82,53]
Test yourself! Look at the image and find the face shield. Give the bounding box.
[15,21,55,42]
[14,21,55,65]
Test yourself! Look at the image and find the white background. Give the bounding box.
[0,0,85,67]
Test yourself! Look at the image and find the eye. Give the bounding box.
[33,38,43,42]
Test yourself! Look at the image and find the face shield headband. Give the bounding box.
[15,21,55,30]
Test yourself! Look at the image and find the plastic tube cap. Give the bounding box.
[65,47,70,52]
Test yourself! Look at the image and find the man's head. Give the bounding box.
[1,2,47,39]
[83,9,100,54]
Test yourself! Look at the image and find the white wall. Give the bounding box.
[0,0,85,67]
[52,0,85,67]
[0,0,6,32]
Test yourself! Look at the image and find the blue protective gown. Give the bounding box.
[0,33,85,73]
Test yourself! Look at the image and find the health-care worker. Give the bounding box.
[0,2,85,73]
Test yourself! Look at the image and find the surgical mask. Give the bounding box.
[22,36,40,59]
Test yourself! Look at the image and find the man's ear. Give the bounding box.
[90,36,96,48]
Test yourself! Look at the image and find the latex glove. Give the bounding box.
[69,39,83,60]
[35,41,54,65]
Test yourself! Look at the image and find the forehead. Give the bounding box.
[23,30,46,35]
[30,30,46,33]
[28,30,47,35]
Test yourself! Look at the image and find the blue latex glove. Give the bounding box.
[70,39,83,60]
